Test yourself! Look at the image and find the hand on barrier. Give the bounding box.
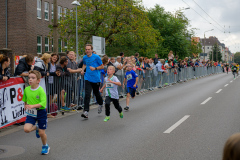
[55,70,61,76]
[100,89,103,93]
[77,68,82,73]
[2,76,8,81]
[81,70,85,75]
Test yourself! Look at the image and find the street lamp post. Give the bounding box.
[175,7,190,18]
[203,29,214,60]
[71,1,80,61]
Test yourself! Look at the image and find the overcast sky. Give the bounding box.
[141,0,240,53]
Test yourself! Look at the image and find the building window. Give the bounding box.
[64,8,67,18]
[44,2,49,20]
[64,41,67,52]
[45,37,49,52]
[58,39,62,52]
[58,6,62,20]
[37,0,42,19]
[52,39,54,51]
[37,36,42,54]
[207,47,209,49]
[51,4,54,20]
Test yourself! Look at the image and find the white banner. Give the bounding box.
[0,77,46,129]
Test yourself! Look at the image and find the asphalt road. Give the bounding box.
[0,72,239,160]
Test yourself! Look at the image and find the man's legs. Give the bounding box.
[83,80,92,112]
[91,82,103,106]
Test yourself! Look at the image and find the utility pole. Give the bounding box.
[53,0,58,54]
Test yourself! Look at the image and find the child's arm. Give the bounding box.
[122,78,126,88]
[25,104,42,109]
[100,84,106,93]
[133,77,139,88]
[108,79,121,86]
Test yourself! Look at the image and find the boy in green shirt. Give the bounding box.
[23,70,50,155]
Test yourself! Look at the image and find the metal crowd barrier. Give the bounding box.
[44,66,223,115]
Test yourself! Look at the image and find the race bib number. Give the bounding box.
[25,108,37,117]
[106,82,114,89]
[234,68,236,70]
[127,74,132,81]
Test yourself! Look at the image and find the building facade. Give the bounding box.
[200,36,226,61]
[0,0,74,56]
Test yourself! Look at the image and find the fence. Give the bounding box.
[45,66,222,116]
[0,66,223,128]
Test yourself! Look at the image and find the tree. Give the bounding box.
[51,0,159,57]
[147,5,195,59]
[190,38,202,58]
[209,43,222,62]
[234,52,240,64]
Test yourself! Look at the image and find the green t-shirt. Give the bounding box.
[22,85,47,110]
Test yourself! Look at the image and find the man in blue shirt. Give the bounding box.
[80,44,104,118]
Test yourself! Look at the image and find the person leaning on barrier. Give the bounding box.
[0,54,10,81]
[66,51,82,108]
[47,53,61,106]
[34,53,51,77]
[14,54,34,77]
[222,133,240,160]
[66,51,82,74]
[114,56,126,75]
[56,56,72,111]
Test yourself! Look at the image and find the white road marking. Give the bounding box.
[201,97,212,105]
[164,115,190,134]
[224,84,229,87]
[230,81,233,83]
[216,89,222,93]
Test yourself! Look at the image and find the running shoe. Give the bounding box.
[41,144,50,155]
[64,107,71,111]
[119,112,123,118]
[98,105,103,114]
[124,106,129,110]
[61,106,65,111]
[81,111,88,119]
[104,116,110,122]
[36,124,40,138]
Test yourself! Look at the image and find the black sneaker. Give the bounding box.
[124,106,129,110]
[81,111,88,118]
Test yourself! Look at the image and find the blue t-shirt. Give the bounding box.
[83,53,103,83]
[125,70,138,88]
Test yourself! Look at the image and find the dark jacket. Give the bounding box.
[14,57,32,76]
[0,63,10,80]
[33,58,48,77]
[56,64,70,77]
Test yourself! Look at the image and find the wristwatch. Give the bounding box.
[95,67,97,70]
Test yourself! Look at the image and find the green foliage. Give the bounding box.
[234,52,240,64]
[209,43,222,62]
[51,0,159,57]
[147,5,196,59]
